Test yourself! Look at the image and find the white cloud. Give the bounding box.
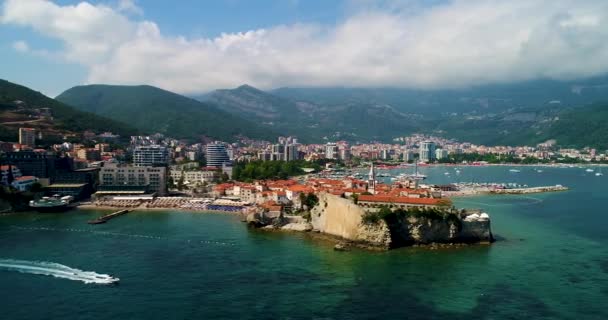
[12,40,29,52]
[117,0,142,16]
[3,0,608,94]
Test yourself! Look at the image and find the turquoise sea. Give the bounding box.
[1,165,607,319]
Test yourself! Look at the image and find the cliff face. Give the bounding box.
[310,193,391,248]
[385,216,493,246]
[310,193,493,249]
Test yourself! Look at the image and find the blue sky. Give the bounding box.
[0,0,347,95]
[2,0,608,97]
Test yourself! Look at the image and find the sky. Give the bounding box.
[1,0,608,97]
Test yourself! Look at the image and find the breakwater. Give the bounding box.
[488,185,568,194]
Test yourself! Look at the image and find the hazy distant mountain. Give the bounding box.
[273,75,608,116]
[200,84,425,142]
[55,75,608,148]
[57,84,276,141]
[0,79,137,142]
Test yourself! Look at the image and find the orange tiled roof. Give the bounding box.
[287,185,314,193]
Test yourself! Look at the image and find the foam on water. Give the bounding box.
[0,259,119,284]
[10,226,236,246]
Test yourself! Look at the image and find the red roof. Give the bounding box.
[358,195,442,205]
[14,176,36,181]
[287,185,314,193]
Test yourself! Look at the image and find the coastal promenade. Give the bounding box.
[82,197,251,215]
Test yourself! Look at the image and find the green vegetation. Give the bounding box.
[543,103,608,150]
[0,79,138,138]
[232,160,322,182]
[362,206,461,230]
[0,186,37,212]
[299,192,319,209]
[56,84,276,142]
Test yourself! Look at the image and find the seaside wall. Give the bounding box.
[310,193,492,248]
[310,193,392,248]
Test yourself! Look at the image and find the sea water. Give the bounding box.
[0,165,606,319]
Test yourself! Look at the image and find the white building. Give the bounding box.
[420,141,436,163]
[99,163,167,195]
[325,143,338,160]
[133,145,169,167]
[170,170,219,185]
[435,148,449,160]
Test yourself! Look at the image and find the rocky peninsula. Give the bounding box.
[247,193,493,250]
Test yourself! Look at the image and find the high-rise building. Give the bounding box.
[325,143,338,160]
[403,150,415,162]
[284,144,299,161]
[381,149,390,160]
[133,145,169,167]
[271,144,285,161]
[339,147,351,161]
[206,143,230,168]
[420,141,436,163]
[435,148,449,160]
[18,128,36,147]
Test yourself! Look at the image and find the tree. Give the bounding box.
[29,182,43,193]
[177,171,185,191]
[220,172,230,182]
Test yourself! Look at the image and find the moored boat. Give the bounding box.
[29,195,74,213]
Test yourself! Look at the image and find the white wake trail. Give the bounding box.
[0,259,119,285]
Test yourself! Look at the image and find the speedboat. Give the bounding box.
[586,168,594,172]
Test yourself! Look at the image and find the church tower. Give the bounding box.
[368,163,376,194]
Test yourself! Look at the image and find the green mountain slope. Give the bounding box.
[57,84,275,141]
[0,79,138,141]
[542,103,608,149]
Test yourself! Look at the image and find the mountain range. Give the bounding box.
[3,76,608,149]
[56,84,276,141]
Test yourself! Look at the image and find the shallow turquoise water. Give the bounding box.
[1,166,607,319]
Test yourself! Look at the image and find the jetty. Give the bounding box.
[88,209,130,224]
[488,185,568,194]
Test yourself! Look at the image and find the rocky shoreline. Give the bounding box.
[247,193,494,251]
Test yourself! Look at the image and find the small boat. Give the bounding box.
[586,168,594,172]
[444,172,450,175]
[509,169,521,173]
[595,172,603,176]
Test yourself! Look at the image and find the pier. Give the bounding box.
[443,184,569,197]
[88,209,130,225]
[488,185,568,194]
